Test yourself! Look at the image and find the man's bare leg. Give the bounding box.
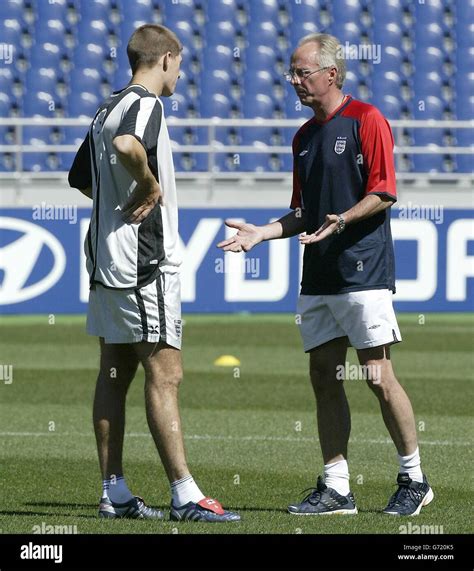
[309,336,351,465]
[93,338,139,479]
[357,344,418,456]
[133,341,190,483]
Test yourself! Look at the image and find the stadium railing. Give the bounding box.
[0,117,472,182]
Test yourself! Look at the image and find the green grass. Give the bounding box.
[0,313,473,534]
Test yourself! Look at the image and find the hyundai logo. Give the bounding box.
[0,217,66,304]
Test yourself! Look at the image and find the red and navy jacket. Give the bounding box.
[290,95,397,295]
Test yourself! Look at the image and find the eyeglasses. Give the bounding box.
[284,67,330,83]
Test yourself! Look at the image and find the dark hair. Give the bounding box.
[127,24,182,74]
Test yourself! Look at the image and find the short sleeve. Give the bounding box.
[360,108,397,201]
[115,96,162,153]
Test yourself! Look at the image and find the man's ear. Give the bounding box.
[162,52,171,72]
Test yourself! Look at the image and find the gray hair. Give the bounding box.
[297,33,346,89]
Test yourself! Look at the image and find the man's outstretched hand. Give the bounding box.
[298,214,339,244]
[217,220,265,252]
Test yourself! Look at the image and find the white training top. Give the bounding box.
[69,84,180,290]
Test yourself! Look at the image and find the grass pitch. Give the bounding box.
[0,313,472,534]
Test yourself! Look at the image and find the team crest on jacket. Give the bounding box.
[334,137,347,154]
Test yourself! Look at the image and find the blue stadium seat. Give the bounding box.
[73,43,109,74]
[373,0,405,29]
[61,126,90,145]
[290,0,319,25]
[202,69,233,99]
[413,96,444,120]
[2,0,26,22]
[245,45,278,72]
[23,91,57,116]
[202,45,235,71]
[29,43,64,70]
[69,91,101,117]
[113,66,132,90]
[456,0,474,22]
[78,19,111,47]
[371,95,403,120]
[378,46,404,72]
[243,70,275,98]
[284,96,312,120]
[331,22,364,46]
[23,153,62,172]
[371,71,404,98]
[0,67,16,97]
[289,22,320,50]
[249,0,279,23]
[76,0,114,22]
[457,47,474,74]
[414,0,444,23]
[172,21,197,49]
[243,93,274,118]
[70,68,103,95]
[23,126,52,146]
[455,94,474,121]
[25,68,61,99]
[414,47,447,76]
[162,0,195,23]
[115,0,154,21]
[35,19,68,44]
[373,23,403,47]
[413,72,445,98]
[412,154,445,174]
[206,0,240,24]
[248,21,283,47]
[414,23,444,46]
[0,20,23,57]
[200,93,232,118]
[456,21,474,48]
[36,0,69,20]
[205,21,237,46]
[455,129,474,173]
[330,0,362,23]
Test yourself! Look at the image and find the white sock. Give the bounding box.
[324,459,350,496]
[171,475,205,507]
[101,479,110,499]
[106,476,133,504]
[398,447,423,483]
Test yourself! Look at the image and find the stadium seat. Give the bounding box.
[456,22,474,48]
[24,68,61,100]
[23,152,62,172]
[202,69,233,99]
[115,0,154,21]
[202,45,235,72]
[35,19,68,44]
[413,72,445,98]
[456,47,474,74]
[289,0,319,25]
[248,21,282,47]
[249,0,279,23]
[204,21,237,46]
[70,68,103,95]
[78,19,111,47]
[76,0,114,22]
[69,91,101,117]
[61,126,90,146]
[113,66,132,90]
[36,0,69,21]
[289,22,320,50]
[73,43,109,74]
[414,23,444,47]
[200,93,232,118]
[378,46,404,72]
[206,0,240,24]
[29,43,64,71]
[284,96,312,120]
[455,129,474,173]
[22,126,52,146]
[330,0,362,23]
[414,0,444,23]
[371,95,403,120]
[331,22,364,46]
[243,93,275,118]
[373,0,405,28]
[161,0,195,24]
[455,94,474,121]
[245,45,279,72]
[373,23,403,48]
[414,47,448,76]
[413,96,445,120]
[23,91,58,116]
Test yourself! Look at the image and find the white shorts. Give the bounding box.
[87,272,182,348]
[297,289,401,352]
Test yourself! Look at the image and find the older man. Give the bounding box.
[218,33,433,517]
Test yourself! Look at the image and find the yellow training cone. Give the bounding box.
[214,355,241,367]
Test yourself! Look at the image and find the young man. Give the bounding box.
[218,33,433,517]
[69,24,239,523]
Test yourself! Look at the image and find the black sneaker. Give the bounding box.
[98,496,164,519]
[288,476,358,515]
[383,473,434,516]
